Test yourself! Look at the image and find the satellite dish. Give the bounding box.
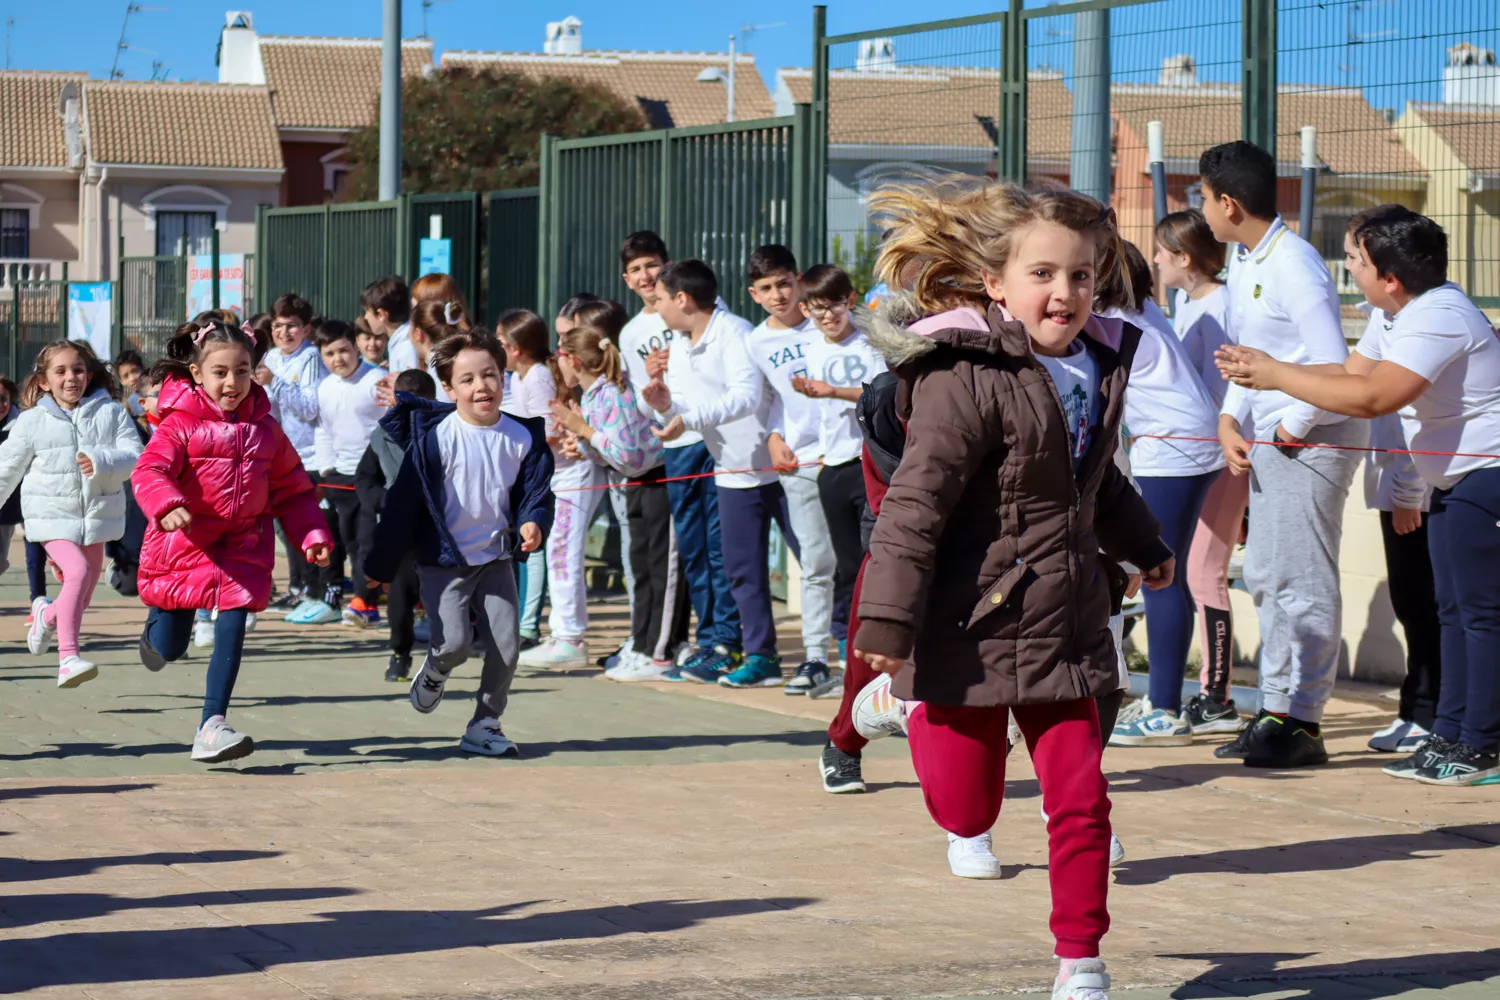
[56,80,80,116]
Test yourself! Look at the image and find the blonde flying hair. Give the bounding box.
[868,179,1131,314]
[559,323,627,391]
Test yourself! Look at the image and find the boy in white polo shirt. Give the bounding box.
[745,244,838,692]
[643,259,799,688]
[1201,140,1368,769]
[1218,205,1500,787]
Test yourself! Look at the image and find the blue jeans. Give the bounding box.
[1138,472,1217,714]
[664,442,740,651]
[145,607,249,726]
[1428,466,1500,755]
[717,482,798,659]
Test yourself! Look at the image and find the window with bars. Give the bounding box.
[0,208,28,258]
[155,211,216,257]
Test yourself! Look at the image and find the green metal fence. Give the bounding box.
[0,281,67,377]
[406,192,482,310]
[539,110,812,321]
[118,256,186,360]
[257,199,406,321]
[487,188,540,320]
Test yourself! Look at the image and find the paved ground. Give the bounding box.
[1,565,1499,1000]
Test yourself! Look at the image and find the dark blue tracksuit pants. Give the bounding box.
[1428,466,1500,756]
[717,481,799,659]
[664,442,740,651]
[1138,471,1217,713]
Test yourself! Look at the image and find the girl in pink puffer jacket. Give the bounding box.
[133,318,332,764]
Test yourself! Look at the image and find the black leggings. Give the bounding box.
[626,470,690,660]
[388,554,421,656]
[818,459,867,643]
[317,473,378,606]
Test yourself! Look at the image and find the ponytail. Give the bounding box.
[558,324,627,390]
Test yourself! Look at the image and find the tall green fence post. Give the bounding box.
[1243,0,1277,153]
[8,281,18,376]
[115,233,125,337]
[811,5,828,261]
[791,102,812,268]
[537,133,555,323]
[320,204,333,316]
[998,0,1028,183]
[211,227,221,311]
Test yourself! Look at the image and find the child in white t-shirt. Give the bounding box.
[746,245,838,690]
[792,265,886,667]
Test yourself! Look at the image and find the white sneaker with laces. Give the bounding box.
[409,657,447,713]
[947,831,1002,879]
[603,649,647,679]
[607,653,673,682]
[57,655,98,688]
[1109,834,1126,868]
[1369,717,1430,753]
[1053,958,1111,1000]
[460,718,520,756]
[852,672,911,741]
[518,638,588,669]
[194,615,215,648]
[244,613,258,633]
[191,715,254,763]
[28,597,55,655]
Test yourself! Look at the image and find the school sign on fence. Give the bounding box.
[186,254,246,320]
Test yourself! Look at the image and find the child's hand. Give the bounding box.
[1141,556,1176,591]
[641,377,672,413]
[1392,506,1423,535]
[645,348,670,379]
[1218,417,1252,476]
[305,543,331,567]
[859,650,909,675]
[253,365,274,387]
[1125,572,1143,600]
[1215,344,1281,390]
[768,434,799,473]
[791,375,834,399]
[651,415,686,443]
[160,506,192,532]
[75,453,95,477]
[519,522,543,552]
[549,398,590,436]
[374,374,397,407]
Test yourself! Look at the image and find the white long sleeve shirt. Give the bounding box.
[749,318,823,462]
[619,308,702,449]
[385,322,418,373]
[314,360,387,476]
[263,339,326,468]
[654,307,776,488]
[1220,217,1350,441]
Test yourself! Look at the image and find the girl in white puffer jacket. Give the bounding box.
[0,341,142,687]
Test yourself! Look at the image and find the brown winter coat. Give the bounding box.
[855,297,1172,708]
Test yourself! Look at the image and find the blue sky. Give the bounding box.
[4,0,1495,114]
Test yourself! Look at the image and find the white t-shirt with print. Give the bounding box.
[1355,282,1500,490]
[1037,339,1099,469]
[804,328,888,466]
[749,318,823,462]
[619,308,701,449]
[435,412,529,565]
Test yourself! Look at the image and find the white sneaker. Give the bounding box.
[1053,958,1111,1000]
[57,655,98,688]
[409,657,447,714]
[606,652,673,682]
[947,831,1002,879]
[1109,834,1125,868]
[244,613,258,633]
[194,615,215,648]
[852,672,911,741]
[191,715,254,763]
[459,718,520,756]
[28,597,55,655]
[603,649,646,679]
[1369,717,1431,753]
[518,638,588,669]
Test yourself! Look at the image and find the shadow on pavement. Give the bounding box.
[0,885,361,928]
[1165,948,1500,996]
[0,783,155,801]
[0,895,817,992]
[1115,824,1500,886]
[0,849,279,884]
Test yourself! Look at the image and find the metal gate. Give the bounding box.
[118,256,186,360]
[256,200,405,320]
[487,188,540,321]
[0,281,67,377]
[407,192,481,311]
[539,109,814,322]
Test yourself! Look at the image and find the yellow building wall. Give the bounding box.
[1397,109,1500,302]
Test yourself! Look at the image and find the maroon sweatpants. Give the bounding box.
[828,555,878,754]
[908,698,1112,959]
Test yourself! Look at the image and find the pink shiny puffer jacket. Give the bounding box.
[132,377,331,612]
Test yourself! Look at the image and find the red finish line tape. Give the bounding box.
[1135,434,1500,462]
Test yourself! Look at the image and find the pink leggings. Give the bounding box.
[907,699,1111,959]
[1186,468,1250,699]
[41,540,104,660]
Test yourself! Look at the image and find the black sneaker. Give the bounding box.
[1214,710,1276,759]
[1383,735,1454,781]
[270,589,304,612]
[1244,716,1328,768]
[785,660,831,696]
[1413,742,1500,786]
[820,741,866,794]
[1184,693,1242,735]
[385,653,412,683]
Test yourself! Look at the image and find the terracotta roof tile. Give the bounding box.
[441,50,773,127]
[261,37,433,130]
[84,81,282,169]
[0,71,85,168]
[1409,102,1500,173]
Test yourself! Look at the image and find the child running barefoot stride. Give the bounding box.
[0,341,142,687]
[367,329,554,756]
[853,181,1174,1000]
[133,319,331,762]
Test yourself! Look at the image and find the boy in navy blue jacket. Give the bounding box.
[367,330,555,757]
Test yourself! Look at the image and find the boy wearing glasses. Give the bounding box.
[793,265,886,664]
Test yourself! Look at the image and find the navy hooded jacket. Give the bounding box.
[366,393,554,582]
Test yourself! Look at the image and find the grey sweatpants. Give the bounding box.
[1243,418,1367,722]
[419,558,521,724]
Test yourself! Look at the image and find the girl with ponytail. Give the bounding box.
[551,318,677,678]
[132,318,332,763]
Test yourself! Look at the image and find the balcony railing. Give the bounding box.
[0,259,66,289]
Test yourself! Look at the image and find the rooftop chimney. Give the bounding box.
[1443,41,1499,105]
[855,38,896,72]
[1160,54,1197,88]
[544,16,583,56]
[218,11,265,84]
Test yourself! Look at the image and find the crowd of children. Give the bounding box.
[8,136,1500,1000]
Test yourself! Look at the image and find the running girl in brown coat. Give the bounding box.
[854,181,1175,1000]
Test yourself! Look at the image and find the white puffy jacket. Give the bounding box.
[0,389,143,545]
